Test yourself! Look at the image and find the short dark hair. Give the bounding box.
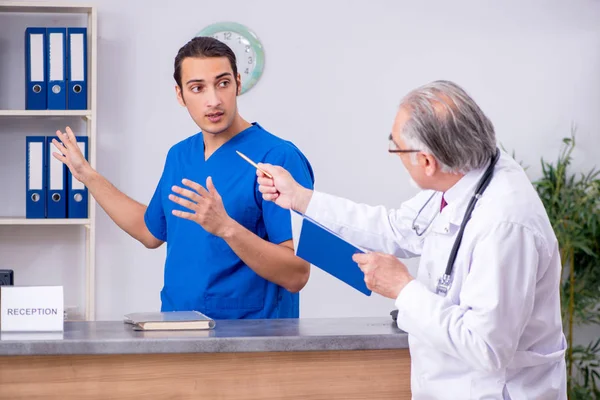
[173,36,238,89]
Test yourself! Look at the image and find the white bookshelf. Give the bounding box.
[0,110,92,117]
[0,3,97,320]
[0,218,91,226]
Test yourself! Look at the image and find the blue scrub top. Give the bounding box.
[144,123,315,319]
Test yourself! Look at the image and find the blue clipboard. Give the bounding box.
[294,211,371,296]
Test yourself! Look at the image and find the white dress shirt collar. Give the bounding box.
[440,161,491,226]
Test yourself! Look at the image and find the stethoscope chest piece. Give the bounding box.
[435,274,452,296]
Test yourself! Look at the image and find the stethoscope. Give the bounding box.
[412,148,501,297]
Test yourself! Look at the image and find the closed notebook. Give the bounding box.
[124,310,215,331]
[293,211,372,296]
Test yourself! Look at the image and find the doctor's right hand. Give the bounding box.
[256,163,313,213]
[51,126,94,185]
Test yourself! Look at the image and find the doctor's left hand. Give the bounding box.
[168,177,234,237]
[353,253,414,299]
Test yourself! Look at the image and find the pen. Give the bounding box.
[235,150,273,179]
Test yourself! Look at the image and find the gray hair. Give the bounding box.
[399,80,497,174]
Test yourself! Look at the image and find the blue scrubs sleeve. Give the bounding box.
[259,145,314,244]
[144,159,168,242]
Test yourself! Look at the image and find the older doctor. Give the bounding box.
[256,80,567,399]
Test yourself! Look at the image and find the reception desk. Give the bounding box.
[0,317,410,399]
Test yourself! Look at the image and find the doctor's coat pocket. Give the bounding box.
[414,373,474,400]
[429,218,460,237]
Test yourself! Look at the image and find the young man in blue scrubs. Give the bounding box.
[51,36,315,319]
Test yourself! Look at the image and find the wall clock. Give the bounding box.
[196,22,265,95]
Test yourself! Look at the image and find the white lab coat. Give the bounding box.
[304,151,567,399]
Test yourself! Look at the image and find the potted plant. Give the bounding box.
[532,134,600,399]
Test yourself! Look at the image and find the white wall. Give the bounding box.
[1,1,599,331]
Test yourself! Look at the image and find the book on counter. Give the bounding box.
[123,310,215,331]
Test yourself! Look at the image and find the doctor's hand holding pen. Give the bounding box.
[256,163,414,299]
[256,163,314,213]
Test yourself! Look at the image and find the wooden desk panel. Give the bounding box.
[0,349,411,400]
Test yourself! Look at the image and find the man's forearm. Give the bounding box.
[84,171,162,249]
[221,222,309,293]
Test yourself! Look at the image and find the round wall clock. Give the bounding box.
[196,22,265,95]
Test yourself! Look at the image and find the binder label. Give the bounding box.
[49,156,64,190]
[49,32,64,81]
[30,34,44,82]
[70,33,85,81]
[72,141,86,190]
[28,141,43,190]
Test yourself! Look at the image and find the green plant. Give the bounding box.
[532,133,600,399]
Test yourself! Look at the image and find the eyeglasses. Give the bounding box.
[388,133,421,153]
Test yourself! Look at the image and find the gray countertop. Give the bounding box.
[0,317,408,356]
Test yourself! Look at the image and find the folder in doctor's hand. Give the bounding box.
[292,211,372,296]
